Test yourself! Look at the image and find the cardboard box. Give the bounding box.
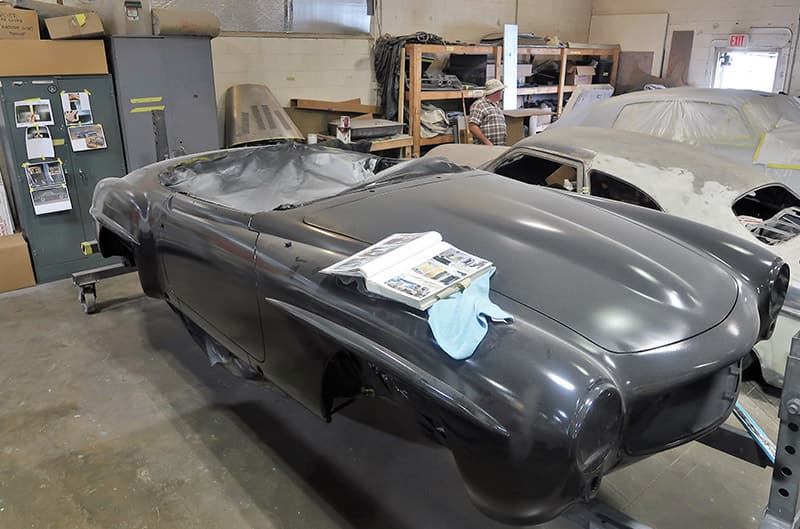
[0,5,40,40]
[45,12,105,40]
[504,108,554,144]
[565,65,595,86]
[152,8,220,37]
[0,40,108,76]
[0,233,35,293]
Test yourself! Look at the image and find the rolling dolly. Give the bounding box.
[72,240,136,314]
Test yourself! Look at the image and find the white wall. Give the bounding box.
[211,0,595,119]
[211,36,374,126]
[592,0,800,95]
[380,0,592,43]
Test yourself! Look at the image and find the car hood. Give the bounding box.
[305,172,739,354]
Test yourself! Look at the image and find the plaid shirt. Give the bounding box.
[469,97,507,145]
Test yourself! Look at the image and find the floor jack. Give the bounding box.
[72,240,135,314]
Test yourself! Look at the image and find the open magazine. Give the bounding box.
[321,231,493,310]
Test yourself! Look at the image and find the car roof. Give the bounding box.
[590,87,777,106]
[563,87,800,133]
[510,126,774,195]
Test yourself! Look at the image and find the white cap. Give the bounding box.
[484,78,506,95]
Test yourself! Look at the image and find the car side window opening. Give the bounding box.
[589,171,662,211]
[732,185,800,245]
[494,153,579,191]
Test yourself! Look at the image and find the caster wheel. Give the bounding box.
[79,285,97,314]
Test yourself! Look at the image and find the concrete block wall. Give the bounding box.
[211,36,374,135]
[592,0,800,94]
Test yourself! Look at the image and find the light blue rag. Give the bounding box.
[427,267,513,360]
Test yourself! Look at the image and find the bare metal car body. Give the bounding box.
[429,127,800,386]
[91,143,788,525]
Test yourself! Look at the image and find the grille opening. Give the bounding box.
[733,185,800,245]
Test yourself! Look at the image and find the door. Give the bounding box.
[0,77,86,280]
[158,194,264,361]
[110,36,219,171]
[109,37,167,170]
[161,37,219,158]
[57,76,127,242]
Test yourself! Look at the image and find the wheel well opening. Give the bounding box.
[98,226,135,265]
[321,350,364,419]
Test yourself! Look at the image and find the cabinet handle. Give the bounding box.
[79,168,86,185]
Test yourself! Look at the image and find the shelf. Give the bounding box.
[566,47,619,56]
[420,135,455,146]
[516,85,576,96]
[407,44,497,55]
[369,135,413,153]
[406,90,486,101]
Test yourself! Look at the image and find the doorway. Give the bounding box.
[713,49,779,92]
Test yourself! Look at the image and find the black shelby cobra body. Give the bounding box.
[91,144,788,525]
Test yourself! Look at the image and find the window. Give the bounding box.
[589,171,661,211]
[733,185,800,245]
[151,0,371,34]
[713,50,778,92]
[613,101,753,146]
[493,153,579,191]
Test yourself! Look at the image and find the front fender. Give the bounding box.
[575,194,789,340]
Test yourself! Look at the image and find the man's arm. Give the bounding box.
[469,123,493,146]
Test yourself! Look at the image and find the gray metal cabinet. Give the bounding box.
[108,36,220,171]
[0,75,126,282]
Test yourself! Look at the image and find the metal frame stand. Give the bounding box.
[759,333,800,529]
[72,240,135,314]
[558,332,800,529]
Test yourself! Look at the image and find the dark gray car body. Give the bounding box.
[91,144,788,525]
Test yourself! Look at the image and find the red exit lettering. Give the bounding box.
[729,34,749,48]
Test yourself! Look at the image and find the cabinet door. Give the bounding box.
[57,75,127,241]
[109,37,168,171]
[162,37,220,157]
[0,77,86,280]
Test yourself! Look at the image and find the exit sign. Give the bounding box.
[729,34,749,48]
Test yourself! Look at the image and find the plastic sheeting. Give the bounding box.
[612,100,756,146]
[755,119,800,170]
[556,88,800,153]
[160,143,469,214]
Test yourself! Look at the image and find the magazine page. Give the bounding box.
[375,241,492,288]
[428,243,493,277]
[321,231,441,277]
[376,272,444,307]
[369,241,493,309]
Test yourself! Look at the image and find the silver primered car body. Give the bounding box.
[551,87,800,192]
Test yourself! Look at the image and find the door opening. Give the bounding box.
[713,50,779,92]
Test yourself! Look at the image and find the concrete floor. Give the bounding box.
[0,273,785,529]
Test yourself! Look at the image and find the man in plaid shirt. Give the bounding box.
[469,79,507,145]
